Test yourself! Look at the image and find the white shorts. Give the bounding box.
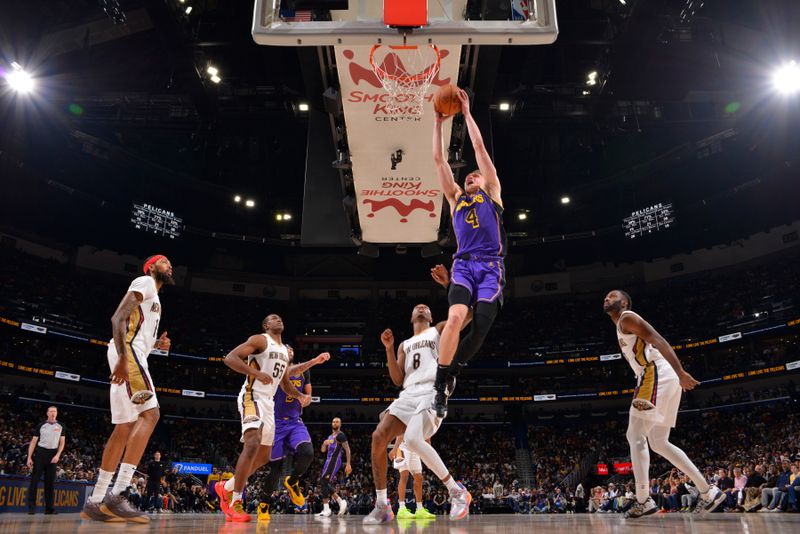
[107,345,159,425]
[393,443,422,474]
[237,390,275,446]
[629,360,681,428]
[382,389,442,440]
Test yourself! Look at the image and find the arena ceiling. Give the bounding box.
[1,0,799,276]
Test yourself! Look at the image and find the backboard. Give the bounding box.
[252,0,558,46]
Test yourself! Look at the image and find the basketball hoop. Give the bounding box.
[369,44,441,116]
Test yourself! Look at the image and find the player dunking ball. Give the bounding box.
[364,266,472,525]
[256,345,329,520]
[431,88,507,418]
[603,290,727,518]
[316,417,352,518]
[81,255,174,523]
[215,315,315,522]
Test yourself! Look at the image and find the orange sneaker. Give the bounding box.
[226,500,252,523]
[215,481,232,514]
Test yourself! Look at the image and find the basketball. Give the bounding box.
[433,84,462,117]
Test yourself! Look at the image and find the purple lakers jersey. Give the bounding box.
[452,189,506,258]
[322,430,347,478]
[273,371,309,422]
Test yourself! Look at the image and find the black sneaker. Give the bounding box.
[432,388,448,418]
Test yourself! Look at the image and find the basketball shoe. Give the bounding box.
[257,502,270,522]
[226,500,251,522]
[363,501,394,524]
[283,476,305,507]
[693,486,726,515]
[414,506,436,519]
[215,481,232,514]
[396,505,415,519]
[449,482,472,521]
[624,498,658,519]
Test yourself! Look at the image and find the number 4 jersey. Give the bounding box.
[240,333,291,400]
[400,326,440,394]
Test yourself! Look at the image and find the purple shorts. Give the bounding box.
[451,256,505,306]
[270,419,312,461]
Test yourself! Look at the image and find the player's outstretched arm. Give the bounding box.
[433,110,461,210]
[223,335,272,384]
[382,329,405,387]
[456,88,502,205]
[618,314,700,391]
[288,352,330,376]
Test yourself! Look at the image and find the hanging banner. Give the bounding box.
[335,44,461,243]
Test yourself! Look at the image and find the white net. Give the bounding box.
[369,44,441,116]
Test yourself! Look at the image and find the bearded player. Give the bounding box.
[315,417,352,517]
[81,255,174,523]
[603,290,727,518]
[214,315,321,522]
[431,88,507,418]
[364,265,472,524]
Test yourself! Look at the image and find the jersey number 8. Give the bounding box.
[412,353,421,370]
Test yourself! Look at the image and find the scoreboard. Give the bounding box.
[623,203,674,239]
[130,203,182,239]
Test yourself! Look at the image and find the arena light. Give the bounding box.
[245,199,255,208]
[206,66,218,76]
[561,196,571,205]
[233,195,241,203]
[773,61,800,95]
[298,103,309,111]
[283,213,292,221]
[618,0,627,5]
[210,74,221,84]
[586,71,598,86]
[185,6,193,14]
[498,102,511,111]
[276,213,284,221]
[6,62,35,94]
[517,211,528,221]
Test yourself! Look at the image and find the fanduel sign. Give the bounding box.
[171,462,212,475]
[335,44,461,243]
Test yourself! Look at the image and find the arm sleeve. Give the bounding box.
[303,370,311,385]
[128,276,157,301]
[336,432,348,444]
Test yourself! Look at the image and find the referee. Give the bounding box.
[26,406,66,515]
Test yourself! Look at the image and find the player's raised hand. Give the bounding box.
[456,88,471,116]
[431,264,450,288]
[678,371,700,391]
[380,329,394,348]
[156,331,171,351]
[254,370,273,385]
[314,352,331,365]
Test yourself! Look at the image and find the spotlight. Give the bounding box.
[560,196,571,205]
[298,103,309,111]
[6,62,34,94]
[586,71,598,86]
[498,102,510,111]
[245,199,255,208]
[618,0,626,4]
[234,195,241,203]
[517,212,528,221]
[773,61,800,95]
[210,74,221,84]
[284,213,292,221]
[185,6,193,14]
[206,66,219,76]
[276,214,283,221]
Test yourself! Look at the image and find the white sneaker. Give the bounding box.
[362,503,394,524]
[449,482,472,521]
[693,486,726,515]
[337,499,348,516]
[624,497,658,519]
[316,508,332,518]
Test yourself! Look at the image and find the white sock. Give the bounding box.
[224,477,235,492]
[111,463,136,495]
[334,495,342,504]
[399,502,406,509]
[89,469,114,503]
[444,476,459,492]
[323,502,330,511]
[232,491,243,504]
[376,489,387,504]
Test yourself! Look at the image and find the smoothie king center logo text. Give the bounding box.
[361,177,440,223]
[342,48,451,118]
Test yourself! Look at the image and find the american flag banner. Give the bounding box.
[281,9,312,22]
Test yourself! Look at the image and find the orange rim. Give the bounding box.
[369,44,441,84]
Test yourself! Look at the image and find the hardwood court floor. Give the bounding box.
[1,512,798,533]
